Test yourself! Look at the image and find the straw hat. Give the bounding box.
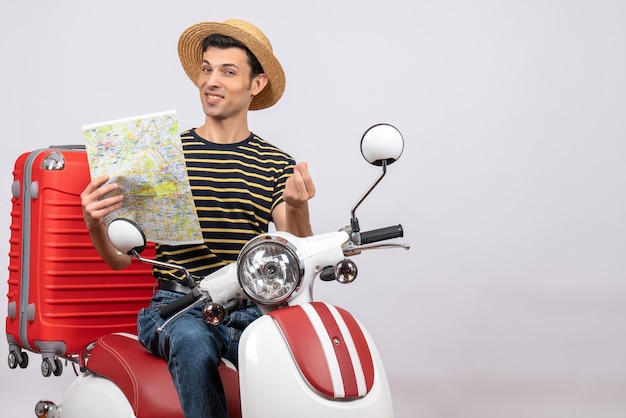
[177,19,286,110]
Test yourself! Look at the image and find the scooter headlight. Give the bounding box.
[237,235,303,305]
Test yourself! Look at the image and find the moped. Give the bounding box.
[34,123,410,418]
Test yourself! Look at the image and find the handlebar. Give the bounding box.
[151,226,405,317]
[359,224,403,245]
[157,293,199,319]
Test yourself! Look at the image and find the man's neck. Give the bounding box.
[196,117,251,144]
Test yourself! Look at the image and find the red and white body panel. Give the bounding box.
[55,302,394,418]
[59,373,136,418]
[56,333,240,418]
[239,302,394,418]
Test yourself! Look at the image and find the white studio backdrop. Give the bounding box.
[1,0,626,417]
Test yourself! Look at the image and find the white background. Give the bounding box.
[1,0,626,417]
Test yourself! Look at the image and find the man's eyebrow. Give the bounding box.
[201,60,240,69]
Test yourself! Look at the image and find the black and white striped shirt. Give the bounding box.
[154,129,295,283]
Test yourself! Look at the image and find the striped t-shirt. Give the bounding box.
[154,129,295,283]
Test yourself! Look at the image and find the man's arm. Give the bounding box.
[272,161,315,237]
[81,174,133,270]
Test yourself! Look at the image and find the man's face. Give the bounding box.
[197,46,267,120]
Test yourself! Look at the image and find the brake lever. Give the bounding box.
[343,242,411,256]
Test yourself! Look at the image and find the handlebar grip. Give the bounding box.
[359,224,404,245]
[320,266,337,282]
[158,293,198,319]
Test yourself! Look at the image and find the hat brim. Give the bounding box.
[178,21,285,110]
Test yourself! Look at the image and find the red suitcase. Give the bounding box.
[6,146,156,376]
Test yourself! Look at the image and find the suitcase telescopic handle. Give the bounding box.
[48,145,86,150]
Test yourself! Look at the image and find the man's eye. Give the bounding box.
[201,67,212,73]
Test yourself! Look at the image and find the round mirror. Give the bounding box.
[360,123,404,166]
[107,218,147,255]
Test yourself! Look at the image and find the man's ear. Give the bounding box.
[251,73,269,96]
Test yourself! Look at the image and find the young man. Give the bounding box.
[81,19,315,418]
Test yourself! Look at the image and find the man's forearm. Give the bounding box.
[285,203,313,237]
[87,221,133,270]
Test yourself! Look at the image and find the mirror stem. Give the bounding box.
[350,160,388,232]
[131,250,197,289]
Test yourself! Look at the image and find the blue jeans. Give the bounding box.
[137,290,261,418]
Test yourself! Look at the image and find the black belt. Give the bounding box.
[157,280,256,309]
[158,280,193,295]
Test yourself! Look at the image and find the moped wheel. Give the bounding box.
[41,358,52,377]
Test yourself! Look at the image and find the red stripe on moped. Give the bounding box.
[269,302,375,399]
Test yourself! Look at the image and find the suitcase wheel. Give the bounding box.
[7,350,29,369]
[41,357,63,377]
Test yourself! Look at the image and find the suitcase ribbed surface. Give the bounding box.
[6,148,156,357]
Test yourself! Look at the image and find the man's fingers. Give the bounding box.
[82,176,119,202]
[293,162,315,198]
[285,162,316,203]
[84,174,109,193]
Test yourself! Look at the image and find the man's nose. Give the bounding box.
[200,72,220,88]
